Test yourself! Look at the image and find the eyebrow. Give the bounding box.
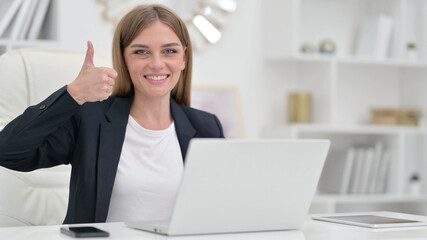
[129,43,181,48]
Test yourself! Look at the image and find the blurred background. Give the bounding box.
[1,0,427,219]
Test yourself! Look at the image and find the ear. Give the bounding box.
[181,47,187,70]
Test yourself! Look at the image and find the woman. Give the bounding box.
[0,4,224,224]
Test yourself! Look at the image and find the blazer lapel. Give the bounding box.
[95,96,132,222]
[170,99,196,160]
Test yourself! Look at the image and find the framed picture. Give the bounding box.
[191,84,244,138]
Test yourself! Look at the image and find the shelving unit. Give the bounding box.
[264,0,427,215]
[0,0,59,55]
[311,194,427,214]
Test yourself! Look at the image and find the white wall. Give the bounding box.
[56,0,289,138]
[192,1,291,137]
[56,0,114,59]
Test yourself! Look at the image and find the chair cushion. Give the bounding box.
[0,48,111,129]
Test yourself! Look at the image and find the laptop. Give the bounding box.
[126,139,330,236]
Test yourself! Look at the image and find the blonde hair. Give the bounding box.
[111,4,193,106]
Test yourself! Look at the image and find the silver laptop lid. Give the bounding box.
[167,139,330,235]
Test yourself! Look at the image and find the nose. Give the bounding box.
[149,53,165,70]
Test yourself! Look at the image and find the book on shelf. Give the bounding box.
[349,147,366,194]
[17,0,39,39]
[368,141,384,193]
[0,0,24,38]
[375,148,391,193]
[340,147,355,194]
[318,142,390,195]
[359,147,374,193]
[7,0,35,40]
[27,0,51,40]
[355,14,394,59]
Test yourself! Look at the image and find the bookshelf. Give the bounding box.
[0,0,58,55]
[264,0,427,215]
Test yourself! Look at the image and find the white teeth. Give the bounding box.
[146,75,167,81]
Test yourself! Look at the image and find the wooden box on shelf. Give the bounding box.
[371,108,420,126]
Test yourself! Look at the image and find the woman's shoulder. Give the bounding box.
[175,103,224,138]
[178,104,217,120]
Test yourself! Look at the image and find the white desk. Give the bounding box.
[3,219,427,240]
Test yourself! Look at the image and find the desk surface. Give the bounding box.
[3,219,427,240]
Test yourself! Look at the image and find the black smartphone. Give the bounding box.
[60,226,109,238]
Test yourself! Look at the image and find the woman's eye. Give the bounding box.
[135,50,148,55]
[164,49,177,54]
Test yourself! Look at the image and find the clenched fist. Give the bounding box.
[67,41,118,105]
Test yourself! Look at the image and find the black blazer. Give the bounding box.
[0,86,224,224]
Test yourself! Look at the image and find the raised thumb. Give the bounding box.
[83,41,95,68]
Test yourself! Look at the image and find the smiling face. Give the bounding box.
[124,21,186,101]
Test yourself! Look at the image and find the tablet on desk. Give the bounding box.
[312,211,427,228]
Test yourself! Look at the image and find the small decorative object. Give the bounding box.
[288,92,312,123]
[300,43,316,54]
[409,173,421,195]
[407,42,418,60]
[319,39,336,54]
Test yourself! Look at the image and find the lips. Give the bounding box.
[144,74,170,84]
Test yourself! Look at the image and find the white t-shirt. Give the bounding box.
[106,115,183,222]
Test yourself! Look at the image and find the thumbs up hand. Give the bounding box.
[67,41,118,105]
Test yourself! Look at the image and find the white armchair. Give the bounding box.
[0,48,110,226]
